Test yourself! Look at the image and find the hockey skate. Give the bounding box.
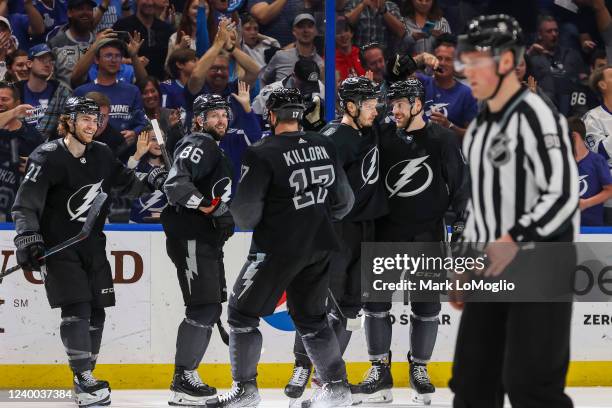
[350,357,393,404]
[285,360,312,407]
[301,380,352,408]
[169,368,217,406]
[408,354,435,406]
[205,380,260,407]
[73,370,110,407]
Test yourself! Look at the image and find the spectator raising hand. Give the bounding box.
[133,130,154,162]
[231,81,252,113]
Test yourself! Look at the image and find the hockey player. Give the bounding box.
[351,78,468,405]
[450,15,578,408]
[11,96,167,407]
[283,76,388,402]
[161,94,235,406]
[206,88,355,408]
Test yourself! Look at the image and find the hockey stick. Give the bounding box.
[150,119,173,169]
[151,119,231,346]
[217,319,229,345]
[0,192,108,283]
[327,288,363,331]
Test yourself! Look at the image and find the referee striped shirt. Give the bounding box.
[462,87,580,243]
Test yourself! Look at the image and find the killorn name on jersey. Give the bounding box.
[283,145,330,167]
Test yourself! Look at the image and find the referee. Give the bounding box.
[449,15,579,408]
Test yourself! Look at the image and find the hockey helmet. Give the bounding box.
[63,96,100,121]
[265,88,305,122]
[387,78,425,105]
[456,14,524,67]
[337,76,378,110]
[193,94,233,122]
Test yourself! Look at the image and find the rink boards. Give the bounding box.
[0,225,611,389]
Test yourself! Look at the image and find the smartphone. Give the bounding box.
[113,31,131,43]
[422,20,436,37]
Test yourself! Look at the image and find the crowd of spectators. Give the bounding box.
[1,0,612,226]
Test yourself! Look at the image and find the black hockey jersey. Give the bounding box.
[230,130,354,254]
[12,139,151,246]
[377,122,468,235]
[320,121,388,222]
[161,132,234,241]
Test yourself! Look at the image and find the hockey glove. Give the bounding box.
[206,198,234,243]
[451,220,465,243]
[207,197,230,218]
[147,167,168,191]
[14,232,46,272]
[304,95,325,131]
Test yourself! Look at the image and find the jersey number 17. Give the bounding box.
[289,165,335,210]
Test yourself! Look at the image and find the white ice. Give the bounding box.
[2,387,612,407]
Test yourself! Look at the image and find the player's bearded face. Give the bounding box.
[203,109,229,140]
[73,113,99,144]
[391,98,414,128]
[356,99,378,127]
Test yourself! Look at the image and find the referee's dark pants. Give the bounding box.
[450,301,573,408]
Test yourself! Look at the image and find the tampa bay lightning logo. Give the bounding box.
[138,190,167,213]
[579,175,588,197]
[212,177,232,202]
[385,156,433,197]
[361,146,379,188]
[67,181,104,221]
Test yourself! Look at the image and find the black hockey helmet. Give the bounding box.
[64,96,100,117]
[387,78,425,104]
[337,76,378,110]
[385,54,418,83]
[265,88,305,122]
[193,93,233,121]
[457,14,524,66]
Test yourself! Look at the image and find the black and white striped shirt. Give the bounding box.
[462,87,579,243]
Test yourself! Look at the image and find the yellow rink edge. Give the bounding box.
[1,362,611,389]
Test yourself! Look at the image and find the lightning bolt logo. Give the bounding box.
[185,240,198,295]
[67,181,104,221]
[139,190,166,213]
[385,156,433,198]
[212,177,232,202]
[237,253,265,299]
[361,146,379,187]
[579,175,588,197]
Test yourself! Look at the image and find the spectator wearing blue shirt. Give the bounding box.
[162,48,197,110]
[186,19,261,134]
[15,44,73,140]
[417,34,478,139]
[7,0,45,50]
[217,81,263,189]
[70,29,148,88]
[74,38,147,148]
[35,0,69,39]
[569,116,612,226]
